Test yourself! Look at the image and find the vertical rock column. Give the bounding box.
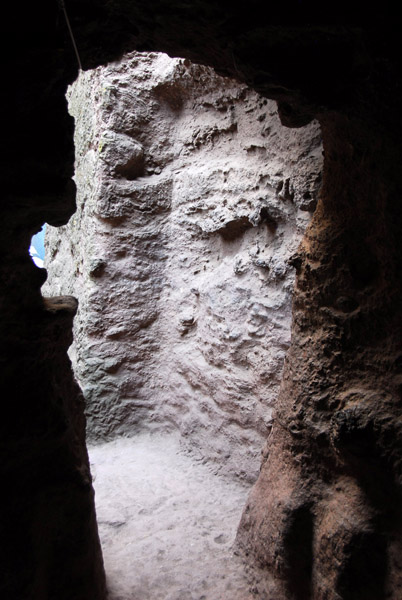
[0,243,106,599]
[45,55,174,439]
[237,112,402,599]
[1,6,106,587]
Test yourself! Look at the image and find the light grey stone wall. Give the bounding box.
[44,52,322,481]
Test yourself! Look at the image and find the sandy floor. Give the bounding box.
[89,434,254,600]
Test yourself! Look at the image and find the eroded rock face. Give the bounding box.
[236,114,402,599]
[44,52,322,481]
[5,3,402,598]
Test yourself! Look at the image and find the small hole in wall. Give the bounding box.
[30,224,46,268]
[259,207,278,233]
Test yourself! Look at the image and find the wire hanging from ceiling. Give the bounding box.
[58,0,82,71]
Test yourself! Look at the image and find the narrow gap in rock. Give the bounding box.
[42,51,323,599]
[29,224,46,268]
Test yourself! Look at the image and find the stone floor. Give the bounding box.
[89,433,254,600]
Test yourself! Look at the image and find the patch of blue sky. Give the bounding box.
[30,224,46,268]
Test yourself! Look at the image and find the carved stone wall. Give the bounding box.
[44,52,322,481]
[3,2,402,598]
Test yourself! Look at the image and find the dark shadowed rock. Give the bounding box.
[2,2,402,598]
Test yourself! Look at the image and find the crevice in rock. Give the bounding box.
[217,216,253,241]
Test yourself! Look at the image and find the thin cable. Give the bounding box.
[59,0,82,71]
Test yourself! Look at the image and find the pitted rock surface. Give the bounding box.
[44,51,322,482]
[5,4,402,599]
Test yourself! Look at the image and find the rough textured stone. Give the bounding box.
[44,52,322,482]
[236,113,402,600]
[3,2,402,599]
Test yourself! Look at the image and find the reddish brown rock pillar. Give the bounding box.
[237,110,402,599]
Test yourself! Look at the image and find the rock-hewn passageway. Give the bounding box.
[89,434,253,600]
[5,5,402,599]
[45,51,322,482]
[43,51,322,600]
